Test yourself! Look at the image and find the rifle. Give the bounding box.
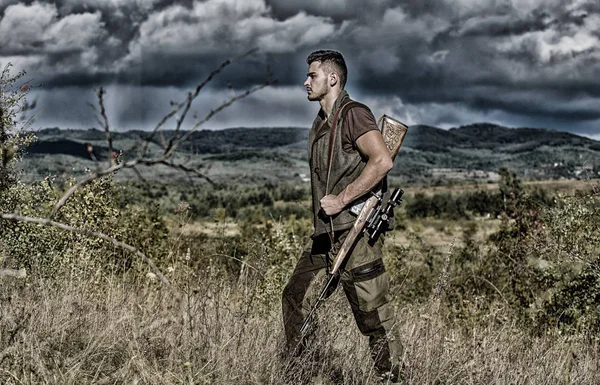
[300,115,408,335]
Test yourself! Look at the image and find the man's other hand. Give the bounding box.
[320,194,345,216]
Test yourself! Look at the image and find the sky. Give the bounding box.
[1,0,599,139]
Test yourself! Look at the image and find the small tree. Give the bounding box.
[0,64,35,192]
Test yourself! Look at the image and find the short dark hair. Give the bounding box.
[307,50,347,89]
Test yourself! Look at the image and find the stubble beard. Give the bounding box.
[307,82,329,102]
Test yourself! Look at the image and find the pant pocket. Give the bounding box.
[351,259,390,313]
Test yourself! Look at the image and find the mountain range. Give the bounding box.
[18,123,600,184]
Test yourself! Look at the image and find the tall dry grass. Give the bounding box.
[1,264,598,385]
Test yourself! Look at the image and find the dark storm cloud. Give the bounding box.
[0,0,339,87]
[1,0,599,137]
[266,0,394,22]
[28,84,316,131]
[344,0,600,127]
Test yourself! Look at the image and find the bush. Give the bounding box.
[0,64,35,192]
[443,171,600,336]
[465,189,502,216]
[1,175,170,280]
[0,64,168,280]
[405,192,469,220]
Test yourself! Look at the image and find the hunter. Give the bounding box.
[282,50,403,383]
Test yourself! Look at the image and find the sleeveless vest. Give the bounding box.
[308,91,368,237]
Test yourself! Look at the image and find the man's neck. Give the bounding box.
[319,88,342,117]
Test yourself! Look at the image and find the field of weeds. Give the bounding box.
[2,143,599,384]
[1,266,599,384]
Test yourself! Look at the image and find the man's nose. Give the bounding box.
[303,78,310,88]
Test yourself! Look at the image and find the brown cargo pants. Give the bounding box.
[281,230,402,375]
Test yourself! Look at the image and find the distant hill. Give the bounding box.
[27,138,112,160]
[32,127,309,155]
[394,123,599,183]
[404,123,600,152]
[18,124,600,184]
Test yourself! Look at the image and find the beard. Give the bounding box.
[306,82,329,101]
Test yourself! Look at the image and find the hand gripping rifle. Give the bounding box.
[300,115,409,335]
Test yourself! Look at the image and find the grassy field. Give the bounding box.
[2,272,599,385]
[2,176,599,384]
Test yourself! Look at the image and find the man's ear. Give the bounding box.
[329,72,339,87]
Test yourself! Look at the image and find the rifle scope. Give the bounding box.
[366,188,404,241]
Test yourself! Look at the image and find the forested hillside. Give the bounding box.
[21,123,600,184]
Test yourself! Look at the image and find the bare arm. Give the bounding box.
[320,130,393,215]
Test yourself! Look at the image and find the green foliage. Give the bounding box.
[1,175,169,279]
[527,186,600,335]
[404,171,555,221]
[384,236,444,302]
[441,170,600,336]
[0,64,35,191]
[465,189,503,216]
[1,112,170,280]
[405,192,469,220]
[120,180,310,220]
[498,167,524,217]
[251,217,309,310]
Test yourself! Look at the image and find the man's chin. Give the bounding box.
[307,95,320,101]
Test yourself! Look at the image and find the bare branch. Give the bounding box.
[151,160,215,185]
[86,101,99,114]
[143,48,259,159]
[163,92,193,155]
[164,81,272,159]
[52,78,271,217]
[95,87,115,166]
[131,166,147,183]
[0,212,173,288]
[50,160,132,218]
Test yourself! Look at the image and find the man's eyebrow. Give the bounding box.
[307,72,316,76]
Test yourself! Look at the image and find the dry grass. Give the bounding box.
[1,267,598,385]
[388,218,500,255]
[173,220,241,237]
[401,178,594,197]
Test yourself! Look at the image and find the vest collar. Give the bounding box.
[318,90,351,125]
[312,90,351,143]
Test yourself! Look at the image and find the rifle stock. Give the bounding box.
[300,115,408,335]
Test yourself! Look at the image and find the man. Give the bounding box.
[282,50,403,383]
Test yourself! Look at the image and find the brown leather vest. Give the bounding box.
[308,91,367,238]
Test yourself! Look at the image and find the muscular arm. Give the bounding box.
[320,130,393,215]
